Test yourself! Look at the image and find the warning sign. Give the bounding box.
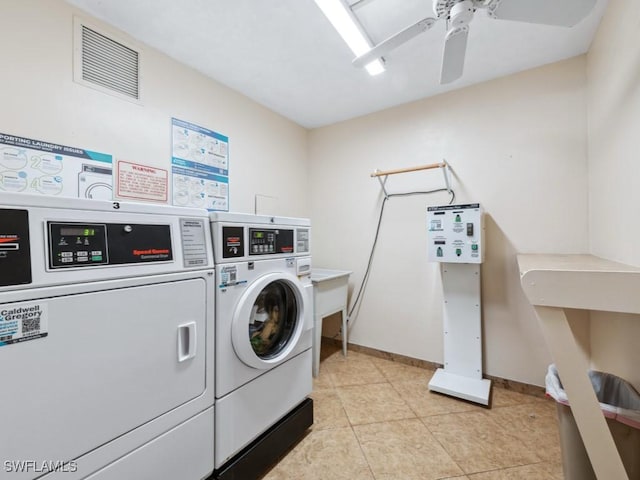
[117,160,168,203]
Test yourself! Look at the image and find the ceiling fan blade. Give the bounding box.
[440,25,469,84]
[487,0,597,27]
[352,17,437,68]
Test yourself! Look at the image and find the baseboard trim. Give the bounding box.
[323,337,546,398]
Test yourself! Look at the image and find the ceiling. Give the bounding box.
[65,0,609,128]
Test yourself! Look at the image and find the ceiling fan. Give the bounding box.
[352,0,598,84]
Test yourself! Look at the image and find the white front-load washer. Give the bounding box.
[210,213,313,479]
[0,193,215,480]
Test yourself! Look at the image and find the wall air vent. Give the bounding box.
[73,18,142,103]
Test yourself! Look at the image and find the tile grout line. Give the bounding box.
[348,421,379,480]
[333,353,451,479]
[314,346,560,479]
[418,413,468,478]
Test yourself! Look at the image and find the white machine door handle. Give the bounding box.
[177,322,197,362]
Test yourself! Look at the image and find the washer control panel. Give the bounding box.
[249,228,294,255]
[49,223,108,268]
[48,222,173,269]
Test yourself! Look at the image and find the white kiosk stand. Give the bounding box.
[426,203,491,405]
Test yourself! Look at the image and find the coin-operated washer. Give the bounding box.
[210,213,313,480]
[426,203,491,405]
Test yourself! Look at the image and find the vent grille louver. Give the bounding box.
[81,25,139,100]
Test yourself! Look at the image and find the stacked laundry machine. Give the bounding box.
[0,193,215,480]
[209,213,314,480]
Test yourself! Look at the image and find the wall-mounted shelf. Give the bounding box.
[518,253,640,480]
[370,161,451,198]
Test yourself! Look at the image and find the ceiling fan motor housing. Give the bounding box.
[433,0,475,25]
[450,1,474,26]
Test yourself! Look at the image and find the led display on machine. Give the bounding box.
[60,227,96,237]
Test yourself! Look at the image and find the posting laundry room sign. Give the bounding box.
[171,118,229,211]
[0,132,113,200]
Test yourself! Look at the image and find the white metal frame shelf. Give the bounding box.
[518,253,640,480]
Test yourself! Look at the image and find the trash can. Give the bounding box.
[546,364,640,480]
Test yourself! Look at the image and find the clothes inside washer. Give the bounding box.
[249,282,297,358]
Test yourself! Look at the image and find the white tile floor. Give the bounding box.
[262,343,563,480]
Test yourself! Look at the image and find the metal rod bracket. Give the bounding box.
[371,160,451,196]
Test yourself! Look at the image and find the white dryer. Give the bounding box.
[210,213,313,479]
[0,193,214,480]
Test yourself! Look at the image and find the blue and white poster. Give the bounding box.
[171,118,229,211]
[0,132,113,199]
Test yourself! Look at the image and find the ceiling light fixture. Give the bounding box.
[313,0,385,76]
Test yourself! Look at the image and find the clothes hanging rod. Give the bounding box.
[370,162,446,178]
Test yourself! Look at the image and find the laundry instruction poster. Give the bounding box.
[0,132,113,200]
[171,118,229,211]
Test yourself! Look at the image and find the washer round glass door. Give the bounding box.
[231,271,306,369]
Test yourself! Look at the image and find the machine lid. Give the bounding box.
[209,211,310,227]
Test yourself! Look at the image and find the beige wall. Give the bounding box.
[309,57,589,386]
[587,0,640,389]
[7,0,634,390]
[0,0,309,217]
